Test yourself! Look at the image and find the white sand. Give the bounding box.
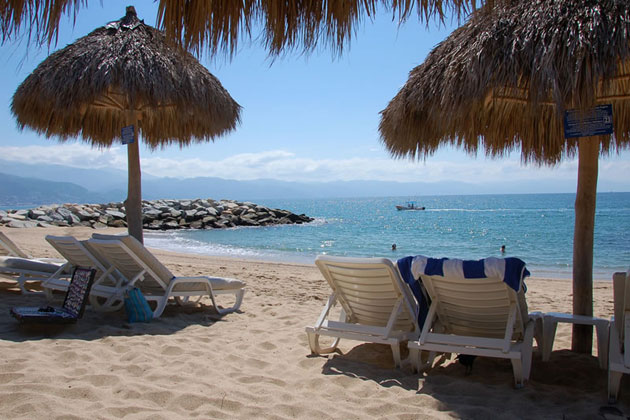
[0,226,627,419]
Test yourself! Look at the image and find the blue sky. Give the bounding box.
[1,1,628,192]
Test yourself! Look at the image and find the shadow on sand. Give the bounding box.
[317,340,630,419]
[0,282,235,342]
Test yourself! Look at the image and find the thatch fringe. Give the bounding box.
[379,0,630,165]
[11,6,241,147]
[1,0,86,45]
[2,0,479,56]
[158,0,477,57]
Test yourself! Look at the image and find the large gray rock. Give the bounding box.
[28,209,46,218]
[105,210,126,219]
[98,214,113,224]
[163,221,180,229]
[143,209,162,220]
[7,220,37,228]
[56,207,74,222]
[7,213,26,221]
[76,210,95,221]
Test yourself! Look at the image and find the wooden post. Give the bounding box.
[124,115,144,244]
[571,137,599,353]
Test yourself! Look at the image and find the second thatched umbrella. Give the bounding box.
[380,0,630,353]
[12,6,241,243]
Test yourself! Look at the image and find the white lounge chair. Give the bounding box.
[0,231,30,258]
[0,231,69,294]
[608,269,630,403]
[406,256,543,388]
[305,256,420,368]
[86,234,246,318]
[43,235,128,312]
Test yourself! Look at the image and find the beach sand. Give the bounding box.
[0,226,627,419]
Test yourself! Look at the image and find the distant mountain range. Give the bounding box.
[1,159,627,208]
[0,172,112,207]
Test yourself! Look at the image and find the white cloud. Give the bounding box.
[0,144,627,188]
[0,144,127,169]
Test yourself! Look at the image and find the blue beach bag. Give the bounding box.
[124,287,153,323]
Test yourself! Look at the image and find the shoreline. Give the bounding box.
[0,225,626,418]
[145,229,614,283]
[2,225,617,283]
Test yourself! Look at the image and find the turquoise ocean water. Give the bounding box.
[144,193,630,280]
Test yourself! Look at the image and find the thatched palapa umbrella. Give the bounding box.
[380,0,630,352]
[11,6,241,244]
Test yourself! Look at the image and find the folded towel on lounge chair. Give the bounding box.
[397,256,530,328]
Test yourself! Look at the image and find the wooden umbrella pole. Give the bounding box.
[125,116,144,244]
[571,136,599,353]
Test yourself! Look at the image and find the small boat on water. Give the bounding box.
[396,201,425,211]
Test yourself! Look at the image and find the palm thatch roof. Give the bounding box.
[379,0,630,164]
[11,6,241,148]
[2,0,478,56]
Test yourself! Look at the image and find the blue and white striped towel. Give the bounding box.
[397,256,530,328]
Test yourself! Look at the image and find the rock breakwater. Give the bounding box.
[0,199,314,230]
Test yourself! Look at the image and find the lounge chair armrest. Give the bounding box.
[171,276,212,282]
[170,276,246,292]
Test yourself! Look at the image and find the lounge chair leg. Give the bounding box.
[542,318,558,362]
[152,298,168,318]
[44,285,55,300]
[533,316,544,352]
[521,321,535,381]
[408,347,420,373]
[608,369,623,403]
[408,348,439,372]
[307,331,340,355]
[213,289,245,315]
[391,343,402,368]
[89,293,125,312]
[511,358,525,389]
[595,321,609,370]
[18,276,41,295]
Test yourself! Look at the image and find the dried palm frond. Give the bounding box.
[2,0,480,56]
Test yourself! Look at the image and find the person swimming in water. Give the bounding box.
[500,245,506,254]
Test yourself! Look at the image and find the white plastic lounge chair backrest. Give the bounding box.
[420,259,529,340]
[613,269,630,343]
[89,234,174,290]
[0,231,29,258]
[315,256,417,332]
[45,236,108,273]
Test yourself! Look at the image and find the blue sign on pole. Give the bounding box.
[563,104,613,139]
[121,125,135,144]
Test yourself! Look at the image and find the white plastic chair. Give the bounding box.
[87,234,246,318]
[406,256,543,388]
[305,256,420,368]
